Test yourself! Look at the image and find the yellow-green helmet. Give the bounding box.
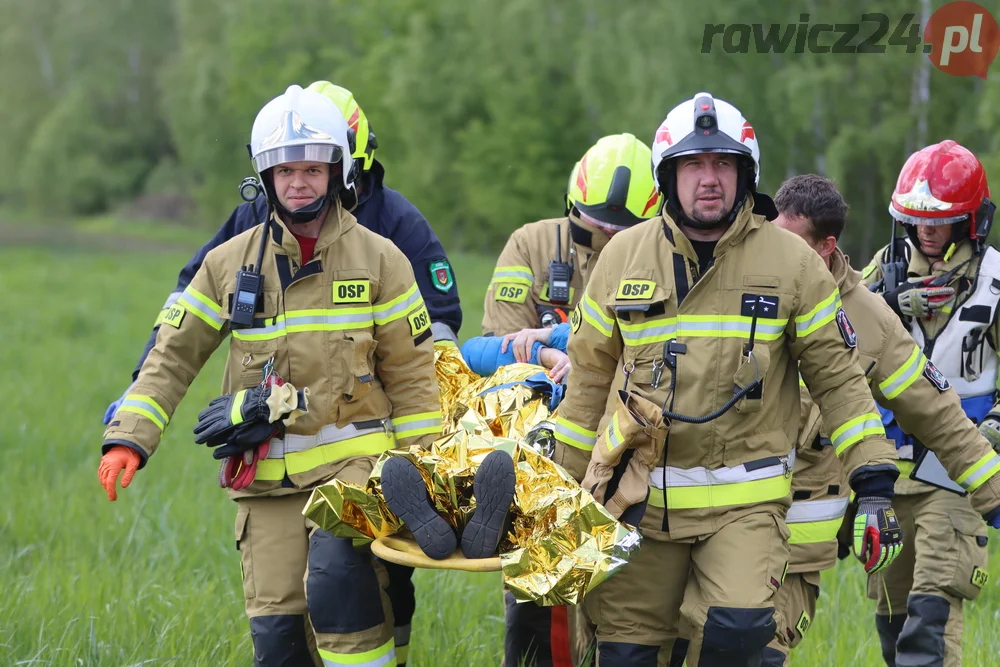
[565,160,581,213]
[567,133,662,229]
[306,81,378,171]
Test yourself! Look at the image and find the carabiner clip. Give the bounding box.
[622,361,635,392]
[651,358,665,390]
[260,355,276,387]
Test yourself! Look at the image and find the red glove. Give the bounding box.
[99,446,142,501]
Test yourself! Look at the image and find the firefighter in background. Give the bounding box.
[765,174,1000,666]
[486,134,663,667]
[558,92,903,667]
[863,141,1000,666]
[98,85,442,667]
[482,133,662,336]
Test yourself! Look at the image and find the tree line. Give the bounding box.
[2,0,997,260]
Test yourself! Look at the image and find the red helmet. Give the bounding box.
[889,140,994,243]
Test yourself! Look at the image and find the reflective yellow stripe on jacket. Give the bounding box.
[117,394,170,431]
[553,414,597,451]
[230,284,425,341]
[877,345,927,400]
[795,290,840,338]
[647,452,793,509]
[830,413,884,455]
[491,265,534,287]
[392,411,443,440]
[255,422,398,481]
[956,451,1000,493]
[177,285,224,330]
[619,314,788,346]
[786,497,850,545]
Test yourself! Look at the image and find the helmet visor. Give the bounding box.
[889,205,970,227]
[254,144,343,173]
[576,208,632,234]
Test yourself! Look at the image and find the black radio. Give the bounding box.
[547,225,573,305]
[230,177,270,330]
[231,270,264,328]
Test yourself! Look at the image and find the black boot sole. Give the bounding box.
[381,457,457,560]
[462,449,516,559]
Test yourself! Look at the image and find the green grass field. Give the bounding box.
[2,235,1000,666]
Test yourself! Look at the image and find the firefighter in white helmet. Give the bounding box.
[99,84,442,666]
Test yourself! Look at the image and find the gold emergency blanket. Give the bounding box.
[304,342,641,605]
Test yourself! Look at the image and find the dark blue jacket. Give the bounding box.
[131,160,462,379]
[460,323,570,377]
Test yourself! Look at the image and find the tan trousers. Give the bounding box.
[867,488,989,667]
[585,508,789,667]
[766,571,821,663]
[235,480,396,666]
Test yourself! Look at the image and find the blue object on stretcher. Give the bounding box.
[879,394,994,449]
[477,372,566,411]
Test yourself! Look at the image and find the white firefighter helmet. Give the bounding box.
[249,84,356,193]
[650,91,760,192]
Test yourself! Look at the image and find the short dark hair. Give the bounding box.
[774,174,849,241]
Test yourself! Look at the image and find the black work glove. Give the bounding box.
[193,385,305,457]
[194,386,274,447]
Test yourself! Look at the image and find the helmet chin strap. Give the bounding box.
[262,169,339,224]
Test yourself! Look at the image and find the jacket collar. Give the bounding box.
[908,238,977,280]
[830,247,860,293]
[269,203,357,263]
[661,195,762,259]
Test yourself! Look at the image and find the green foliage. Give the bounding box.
[3,244,1000,664]
[2,0,999,253]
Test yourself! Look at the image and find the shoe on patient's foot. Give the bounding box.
[382,457,457,560]
[462,449,516,559]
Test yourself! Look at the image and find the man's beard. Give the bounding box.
[691,207,728,226]
[684,198,732,229]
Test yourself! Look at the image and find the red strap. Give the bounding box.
[550,605,573,667]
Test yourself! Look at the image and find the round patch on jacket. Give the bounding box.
[924,361,951,391]
[570,303,582,333]
[836,308,857,348]
[429,259,454,292]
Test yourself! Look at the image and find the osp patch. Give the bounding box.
[429,259,454,292]
[156,304,186,329]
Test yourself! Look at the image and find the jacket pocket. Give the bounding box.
[735,344,770,414]
[723,428,793,469]
[341,331,377,402]
[941,512,990,601]
[335,331,390,426]
[223,290,283,388]
[234,505,255,601]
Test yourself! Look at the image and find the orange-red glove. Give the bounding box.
[99,446,142,501]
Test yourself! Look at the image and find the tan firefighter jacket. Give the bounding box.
[554,199,899,539]
[789,249,1000,572]
[482,212,610,335]
[103,204,443,498]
